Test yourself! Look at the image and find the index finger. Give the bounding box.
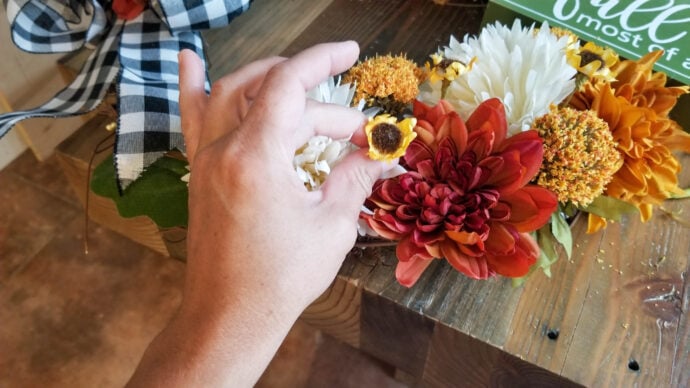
[241,41,360,141]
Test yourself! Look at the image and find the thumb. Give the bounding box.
[320,149,397,216]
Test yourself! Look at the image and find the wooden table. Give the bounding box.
[56,0,690,386]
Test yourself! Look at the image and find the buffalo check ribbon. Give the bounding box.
[1,0,250,188]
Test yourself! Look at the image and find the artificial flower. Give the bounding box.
[306,76,358,108]
[534,107,621,207]
[365,114,417,162]
[419,20,576,135]
[570,51,690,231]
[292,77,358,190]
[112,0,146,20]
[548,26,579,49]
[423,53,475,100]
[425,53,474,84]
[361,99,558,287]
[294,136,353,190]
[570,41,619,83]
[342,54,425,114]
[612,51,690,119]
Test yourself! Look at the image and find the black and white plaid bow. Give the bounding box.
[1,0,250,188]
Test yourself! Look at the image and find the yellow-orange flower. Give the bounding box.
[570,51,690,232]
[342,54,425,113]
[365,114,417,162]
[572,42,619,83]
[613,51,690,119]
[534,107,621,207]
[546,27,619,84]
[424,53,474,84]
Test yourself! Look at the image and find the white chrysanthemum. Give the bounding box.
[294,136,355,190]
[419,20,577,135]
[295,77,357,190]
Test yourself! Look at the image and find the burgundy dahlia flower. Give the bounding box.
[361,98,558,287]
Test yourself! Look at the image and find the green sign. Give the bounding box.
[488,0,690,85]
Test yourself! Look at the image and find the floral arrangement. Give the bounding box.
[293,19,690,287]
[93,19,690,289]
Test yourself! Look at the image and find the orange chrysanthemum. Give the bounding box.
[570,51,690,232]
[613,51,689,118]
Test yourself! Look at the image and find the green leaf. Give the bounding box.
[512,224,562,287]
[91,155,189,228]
[511,274,528,288]
[670,187,690,199]
[551,210,572,259]
[581,195,638,221]
[536,226,559,277]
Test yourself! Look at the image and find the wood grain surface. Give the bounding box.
[203,0,335,80]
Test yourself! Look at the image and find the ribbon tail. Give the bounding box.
[0,20,124,140]
[115,8,208,189]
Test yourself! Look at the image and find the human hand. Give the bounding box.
[179,41,392,321]
[128,41,396,387]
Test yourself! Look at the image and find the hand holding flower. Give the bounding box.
[128,42,394,386]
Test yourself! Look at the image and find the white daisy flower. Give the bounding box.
[295,77,357,191]
[419,20,577,135]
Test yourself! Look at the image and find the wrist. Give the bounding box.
[128,285,301,387]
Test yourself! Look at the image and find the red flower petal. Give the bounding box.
[483,222,518,256]
[445,230,481,245]
[466,124,495,159]
[438,112,468,153]
[466,98,507,148]
[397,235,433,261]
[440,239,493,279]
[485,233,539,277]
[395,256,435,287]
[404,140,434,170]
[413,99,454,125]
[362,212,406,240]
[478,152,523,195]
[395,235,436,287]
[497,130,544,186]
[502,186,558,232]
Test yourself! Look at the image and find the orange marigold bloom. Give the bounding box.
[570,51,690,232]
[534,107,621,207]
[342,54,425,109]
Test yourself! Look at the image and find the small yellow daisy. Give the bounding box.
[573,42,619,82]
[365,114,417,162]
[425,53,475,84]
